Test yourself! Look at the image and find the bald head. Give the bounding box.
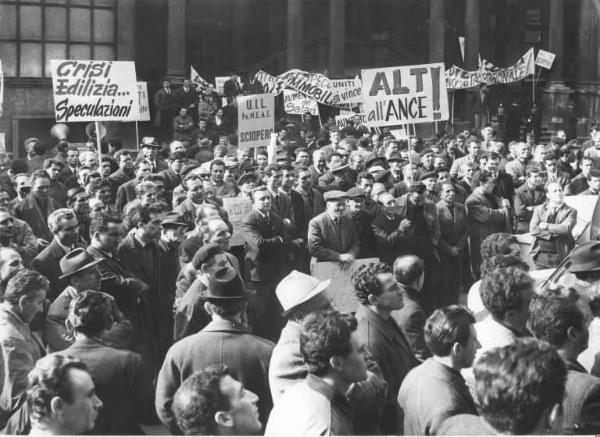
[393,255,425,290]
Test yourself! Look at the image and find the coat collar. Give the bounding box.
[202,318,249,334]
[355,304,405,343]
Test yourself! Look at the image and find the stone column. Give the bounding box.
[429,0,445,63]
[232,0,249,70]
[576,0,599,122]
[329,0,345,77]
[116,0,136,60]
[269,1,283,71]
[464,0,479,70]
[542,0,572,131]
[166,0,186,79]
[287,0,303,69]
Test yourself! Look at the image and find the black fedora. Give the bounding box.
[202,269,253,300]
[59,248,101,279]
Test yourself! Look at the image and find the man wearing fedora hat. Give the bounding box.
[44,248,102,352]
[269,271,387,434]
[156,271,274,435]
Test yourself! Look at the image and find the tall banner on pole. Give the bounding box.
[136,82,151,122]
[361,62,449,127]
[50,60,139,122]
[237,93,275,150]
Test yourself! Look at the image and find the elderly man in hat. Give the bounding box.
[318,153,355,191]
[308,190,360,270]
[156,271,274,434]
[346,187,376,258]
[269,270,387,434]
[138,137,167,173]
[44,248,102,352]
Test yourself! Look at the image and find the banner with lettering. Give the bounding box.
[335,113,366,130]
[136,82,151,121]
[361,62,449,127]
[445,48,535,89]
[222,197,253,246]
[237,93,275,150]
[254,69,361,107]
[190,66,212,93]
[283,90,319,115]
[50,60,139,122]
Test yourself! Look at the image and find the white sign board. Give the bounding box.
[237,93,275,150]
[0,132,5,153]
[222,197,253,246]
[50,60,139,122]
[361,62,449,127]
[283,90,319,115]
[311,258,379,313]
[535,49,556,70]
[214,76,230,95]
[335,113,366,130]
[331,77,363,105]
[136,81,151,121]
[564,195,597,242]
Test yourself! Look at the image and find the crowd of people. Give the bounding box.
[1,76,600,435]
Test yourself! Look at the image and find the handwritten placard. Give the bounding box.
[222,197,253,246]
[311,258,379,313]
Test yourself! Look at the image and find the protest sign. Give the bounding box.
[0,132,5,152]
[564,195,597,242]
[361,62,448,127]
[255,69,361,107]
[283,90,319,115]
[237,93,275,150]
[136,82,150,121]
[535,49,556,70]
[222,197,253,246]
[214,76,230,95]
[335,113,366,130]
[50,60,139,122]
[190,66,211,93]
[445,48,535,89]
[311,258,378,313]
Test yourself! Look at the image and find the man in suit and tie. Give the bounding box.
[353,262,418,434]
[372,192,412,266]
[437,182,469,306]
[138,138,168,173]
[115,160,152,212]
[14,170,59,243]
[31,208,82,301]
[176,79,199,123]
[398,306,479,436]
[154,79,178,140]
[223,74,242,101]
[242,186,296,341]
[307,190,360,269]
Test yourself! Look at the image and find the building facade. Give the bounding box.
[0,0,598,156]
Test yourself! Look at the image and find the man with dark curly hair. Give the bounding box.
[352,262,417,434]
[172,365,261,436]
[27,354,103,435]
[528,294,600,434]
[265,310,368,436]
[439,338,566,435]
[0,269,48,430]
[476,266,534,352]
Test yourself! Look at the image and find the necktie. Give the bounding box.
[275,196,280,210]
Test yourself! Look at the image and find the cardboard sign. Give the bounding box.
[331,76,362,104]
[335,113,366,130]
[50,60,139,122]
[222,197,253,246]
[237,93,275,150]
[564,195,597,243]
[284,90,319,115]
[311,258,379,313]
[136,82,150,121]
[535,49,556,70]
[361,62,449,127]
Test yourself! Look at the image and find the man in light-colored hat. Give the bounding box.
[308,190,359,270]
[44,248,102,352]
